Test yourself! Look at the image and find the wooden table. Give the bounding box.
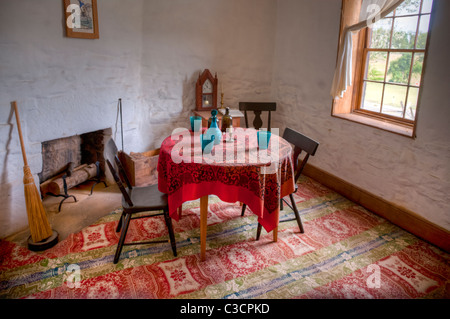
[157,128,295,261]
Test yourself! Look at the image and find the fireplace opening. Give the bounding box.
[38,128,112,201]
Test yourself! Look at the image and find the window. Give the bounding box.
[332,0,434,137]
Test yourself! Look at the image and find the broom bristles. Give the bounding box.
[23,165,52,242]
[14,102,53,243]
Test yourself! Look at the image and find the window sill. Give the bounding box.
[332,112,415,138]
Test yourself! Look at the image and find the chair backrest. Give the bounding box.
[104,138,133,189]
[104,138,119,168]
[239,102,276,131]
[283,127,319,182]
[106,157,134,207]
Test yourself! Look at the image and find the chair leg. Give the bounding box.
[178,205,182,219]
[116,211,126,233]
[164,209,177,257]
[256,223,262,240]
[290,193,304,233]
[241,204,247,217]
[114,214,131,264]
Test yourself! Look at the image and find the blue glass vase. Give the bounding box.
[206,109,222,145]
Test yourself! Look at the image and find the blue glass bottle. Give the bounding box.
[206,109,222,145]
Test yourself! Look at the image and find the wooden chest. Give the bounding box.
[118,149,160,187]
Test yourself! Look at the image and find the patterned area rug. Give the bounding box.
[1,177,449,299]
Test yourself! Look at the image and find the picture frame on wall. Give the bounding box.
[63,0,99,39]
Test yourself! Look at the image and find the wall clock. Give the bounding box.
[196,69,218,111]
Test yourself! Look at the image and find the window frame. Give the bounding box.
[331,0,435,138]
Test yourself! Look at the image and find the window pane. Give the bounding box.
[365,51,387,81]
[382,84,407,118]
[416,15,431,49]
[405,87,419,120]
[391,16,418,49]
[386,52,412,84]
[369,18,392,49]
[395,0,421,16]
[361,82,383,112]
[410,53,424,86]
[421,0,433,13]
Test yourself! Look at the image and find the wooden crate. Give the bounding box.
[118,149,160,187]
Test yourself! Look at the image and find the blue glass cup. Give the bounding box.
[190,116,202,132]
[200,134,215,154]
[257,130,272,150]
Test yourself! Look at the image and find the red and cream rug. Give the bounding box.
[1,177,449,299]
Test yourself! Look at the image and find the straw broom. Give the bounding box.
[13,101,53,243]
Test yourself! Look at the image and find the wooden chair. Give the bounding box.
[104,139,177,264]
[243,127,319,240]
[239,102,276,132]
[239,102,277,216]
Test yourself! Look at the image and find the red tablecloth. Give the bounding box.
[157,127,295,232]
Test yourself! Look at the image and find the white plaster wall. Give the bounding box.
[0,0,277,238]
[2,0,447,239]
[0,0,146,237]
[139,0,277,149]
[271,0,450,231]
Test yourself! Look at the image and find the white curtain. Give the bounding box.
[330,0,405,99]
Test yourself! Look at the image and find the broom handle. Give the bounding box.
[12,101,29,166]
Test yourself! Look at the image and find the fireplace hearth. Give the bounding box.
[38,128,111,206]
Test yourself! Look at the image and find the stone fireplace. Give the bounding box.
[38,128,112,196]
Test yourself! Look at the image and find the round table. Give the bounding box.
[158,127,295,260]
